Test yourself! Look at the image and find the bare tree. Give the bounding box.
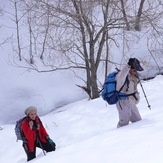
[12,0,124,99]
[120,0,130,30]
[14,0,22,61]
[27,12,34,64]
[0,5,12,47]
[135,0,146,31]
[11,0,163,99]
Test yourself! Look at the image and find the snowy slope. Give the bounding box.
[0,75,163,163]
[0,52,87,125]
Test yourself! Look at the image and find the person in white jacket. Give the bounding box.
[115,58,144,128]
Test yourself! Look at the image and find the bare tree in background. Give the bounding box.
[11,0,163,99]
[14,0,22,61]
[135,0,146,31]
[113,0,163,76]
[0,6,12,47]
[146,0,163,75]
[120,0,130,30]
[12,0,126,99]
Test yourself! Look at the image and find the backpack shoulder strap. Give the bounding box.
[23,117,29,126]
[36,117,44,128]
[126,76,129,92]
[117,74,128,93]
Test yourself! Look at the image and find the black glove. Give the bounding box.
[128,58,135,69]
[46,136,56,150]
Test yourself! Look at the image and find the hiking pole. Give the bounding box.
[36,133,46,156]
[136,74,151,110]
[132,59,151,110]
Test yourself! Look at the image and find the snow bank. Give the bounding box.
[0,75,163,163]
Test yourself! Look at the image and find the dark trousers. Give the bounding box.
[23,140,56,161]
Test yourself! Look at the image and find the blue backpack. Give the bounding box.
[15,117,29,142]
[101,71,128,105]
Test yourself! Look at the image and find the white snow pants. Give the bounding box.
[116,100,142,128]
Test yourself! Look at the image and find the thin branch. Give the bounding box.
[14,1,22,61]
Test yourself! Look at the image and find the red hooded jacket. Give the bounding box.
[22,117,49,152]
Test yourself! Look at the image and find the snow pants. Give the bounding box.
[116,100,142,128]
[23,139,56,161]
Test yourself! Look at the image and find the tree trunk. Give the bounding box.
[14,1,22,61]
[120,0,130,30]
[105,31,109,80]
[91,69,99,99]
[135,0,146,31]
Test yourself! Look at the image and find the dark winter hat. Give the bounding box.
[25,106,37,115]
[133,58,144,71]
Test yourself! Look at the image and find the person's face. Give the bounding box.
[129,68,136,75]
[28,111,37,120]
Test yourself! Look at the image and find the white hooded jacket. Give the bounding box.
[115,65,140,106]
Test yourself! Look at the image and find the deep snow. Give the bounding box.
[0,1,163,162]
[0,75,163,163]
[0,52,87,125]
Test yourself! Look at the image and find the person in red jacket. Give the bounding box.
[22,106,56,161]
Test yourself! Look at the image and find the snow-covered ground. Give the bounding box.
[0,75,163,163]
[0,52,87,125]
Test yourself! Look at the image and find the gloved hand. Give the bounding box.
[46,136,56,150]
[128,58,135,69]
